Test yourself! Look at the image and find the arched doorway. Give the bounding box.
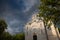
[33,34,37,40]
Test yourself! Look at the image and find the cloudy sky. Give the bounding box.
[0,0,40,34]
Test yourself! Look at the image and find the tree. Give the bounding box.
[38,0,60,40]
[0,19,7,34]
[1,32,13,40]
[0,19,7,40]
[13,33,25,40]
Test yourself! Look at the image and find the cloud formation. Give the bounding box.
[0,0,39,34]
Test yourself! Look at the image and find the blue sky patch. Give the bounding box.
[0,0,39,34]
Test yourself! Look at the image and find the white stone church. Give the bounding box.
[24,14,60,40]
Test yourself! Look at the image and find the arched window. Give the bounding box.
[33,34,37,40]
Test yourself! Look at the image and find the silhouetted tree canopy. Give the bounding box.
[38,0,60,40]
[0,19,7,34]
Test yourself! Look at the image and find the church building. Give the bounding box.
[24,14,60,40]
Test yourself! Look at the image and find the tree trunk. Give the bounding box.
[44,22,49,40]
[54,24,60,40]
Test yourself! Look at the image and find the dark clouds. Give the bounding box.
[0,0,39,34]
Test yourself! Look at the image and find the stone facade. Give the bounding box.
[24,14,59,40]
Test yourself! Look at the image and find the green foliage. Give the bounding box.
[0,32,25,40]
[38,0,60,26]
[0,19,25,40]
[0,19,7,34]
[0,32,13,40]
[38,1,60,40]
[13,33,25,40]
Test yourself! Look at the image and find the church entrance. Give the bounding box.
[33,34,37,40]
